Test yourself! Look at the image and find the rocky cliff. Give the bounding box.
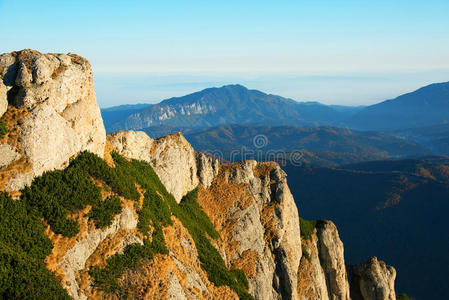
[297,222,396,300]
[0,49,105,192]
[348,257,396,300]
[0,50,398,300]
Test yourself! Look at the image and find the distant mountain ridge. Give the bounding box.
[347,81,449,130]
[184,124,430,167]
[102,81,449,155]
[101,103,151,132]
[103,81,449,133]
[106,84,357,132]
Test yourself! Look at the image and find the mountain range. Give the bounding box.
[105,84,361,133]
[100,81,449,300]
[103,81,449,134]
[102,82,449,160]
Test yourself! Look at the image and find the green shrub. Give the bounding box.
[302,244,310,261]
[299,217,327,241]
[22,151,141,237]
[89,153,175,292]
[88,196,122,228]
[89,241,154,292]
[22,167,101,237]
[0,192,70,299]
[397,294,411,300]
[0,120,7,138]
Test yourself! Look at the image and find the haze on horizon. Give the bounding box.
[1,0,448,107]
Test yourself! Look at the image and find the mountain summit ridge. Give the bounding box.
[347,81,449,130]
[109,84,351,132]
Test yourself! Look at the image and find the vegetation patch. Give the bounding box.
[397,294,410,300]
[0,192,70,299]
[302,244,311,261]
[299,217,328,241]
[22,151,138,237]
[88,196,122,229]
[0,120,8,138]
[89,240,157,292]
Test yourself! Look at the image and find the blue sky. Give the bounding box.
[1,0,449,107]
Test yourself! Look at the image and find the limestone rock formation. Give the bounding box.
[297,221,350,300]
[348,257,396,300]
[196,152,219,188]
[317,222,351,300]
[197,160,302,300]
[107,130,218,202]
[103,130,399,300]
[0,49,105,191]
[297,232,330,300]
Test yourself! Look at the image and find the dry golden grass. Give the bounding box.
[103,140,116,167]
[119,217,238,299]
[68,53,88,65]
[296,238,318,300]
[0,106,33,191]
[51,64,68,79]
[230,249,259,279]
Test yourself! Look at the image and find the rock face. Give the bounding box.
[197,160,302,300]
[0,49,105,191]
[195,152,219,188]
[297,222,396,300]
[297,221,350,300]
[348,257,396,300]
[53,206,141,299]
[317,222,351,300]
[297,230,330,300]
[107,130,219,203]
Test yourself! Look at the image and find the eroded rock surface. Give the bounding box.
[196,152,219,188]
[0,49,105,191]
[297,232,330,300]
[108,130,218,203]
[317,222,351,300]
[297,221,350,300]
[348,257,396,300]
[198,160,302,300]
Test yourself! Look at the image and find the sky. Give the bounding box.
[1,0,449,107]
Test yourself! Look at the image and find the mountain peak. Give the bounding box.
[347,80,449,130]
[220,83,248,90]
[108,84,350,132]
